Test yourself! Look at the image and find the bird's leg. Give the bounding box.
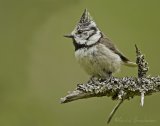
[89,72,112,83]
[108,71,112,78]
[100,71,112,82]
[89,76,99,83]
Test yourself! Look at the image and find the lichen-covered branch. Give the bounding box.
[60,76,160,103]
[61,45,160,103]
[60,46,160,123]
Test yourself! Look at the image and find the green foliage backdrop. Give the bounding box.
[0,0,160,126]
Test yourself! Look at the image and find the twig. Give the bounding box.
[107,99,123,124]
[140,91,145,107]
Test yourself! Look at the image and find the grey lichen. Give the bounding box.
[60,46,160,123]
[60,76,160,103]
[135,44,149,78]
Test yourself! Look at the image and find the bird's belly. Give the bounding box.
[75,45,121,78]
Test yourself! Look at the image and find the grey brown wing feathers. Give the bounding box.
[99,36,137,67]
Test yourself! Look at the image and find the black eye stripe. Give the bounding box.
[86,31,96,40]
[77,30,83,34]
[77,26,96,33]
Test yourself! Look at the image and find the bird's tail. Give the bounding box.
[123,61,137,67]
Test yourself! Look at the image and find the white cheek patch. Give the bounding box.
[86,31,101,46]
[74,37,87,45]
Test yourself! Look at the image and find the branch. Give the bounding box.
[60,76,160,103]
[60,45,160,123]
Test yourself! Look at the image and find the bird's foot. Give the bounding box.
[88,76,99,83]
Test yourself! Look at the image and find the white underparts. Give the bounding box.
[86,31,101,45]
[75,43,122,78]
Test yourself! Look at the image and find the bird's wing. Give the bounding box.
[99,36,130,63]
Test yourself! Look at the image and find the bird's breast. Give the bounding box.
[75,44,121,77]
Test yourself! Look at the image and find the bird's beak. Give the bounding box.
[64,34,74,38]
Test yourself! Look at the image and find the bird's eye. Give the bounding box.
[77,30,83,34]
[90,27,96,31]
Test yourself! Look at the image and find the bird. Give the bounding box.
[64,9,137,79]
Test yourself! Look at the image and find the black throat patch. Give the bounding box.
[73,38,100,51]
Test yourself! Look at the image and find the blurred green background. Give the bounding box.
[0,0,160,126]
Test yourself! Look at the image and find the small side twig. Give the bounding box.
[107,99,123,124]
[140,91,145,107]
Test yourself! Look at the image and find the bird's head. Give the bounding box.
[64,9,102,46]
